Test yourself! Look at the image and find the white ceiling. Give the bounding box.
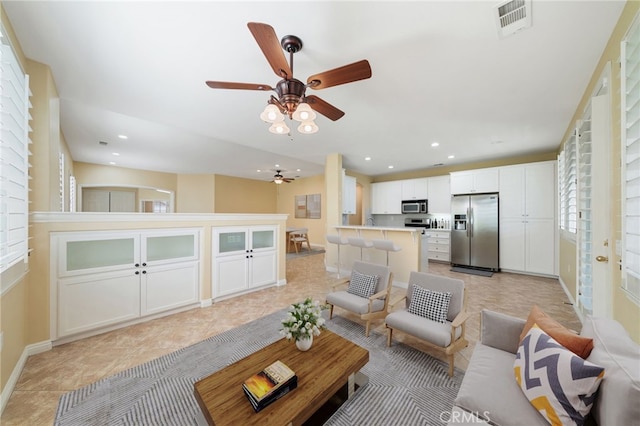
[3,1,626,182]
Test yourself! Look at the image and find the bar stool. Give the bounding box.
[348,237,374,261]
[326,235,349,277]
[372,239,402,266]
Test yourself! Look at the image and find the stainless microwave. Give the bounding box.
[401,199,428,214]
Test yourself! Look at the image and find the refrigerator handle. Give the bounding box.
[469,207,473,237]
[467,207,471,237]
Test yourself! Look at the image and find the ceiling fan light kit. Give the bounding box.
[206,22,371,136]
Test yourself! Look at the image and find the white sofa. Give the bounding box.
[448,310,640,425]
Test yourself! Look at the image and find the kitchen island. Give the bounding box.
[327,225,424,286]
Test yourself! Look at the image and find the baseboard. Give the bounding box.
[277,278,287,286]
[200,299,212,308]
[1,340,52,415]
[558,276,583,323]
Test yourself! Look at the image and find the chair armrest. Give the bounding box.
[331,278,349,292]
[388,295,406,310]
[369,288,388,301]
[480,309,526,354]
[451,309,471,328]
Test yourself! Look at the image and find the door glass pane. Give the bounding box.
[146,234,194,261]
[67,238,135,271]
[252,230,274,249]
[218,231,246,253]
[578,109,593,315]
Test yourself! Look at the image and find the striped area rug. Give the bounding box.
[54,309,463,425]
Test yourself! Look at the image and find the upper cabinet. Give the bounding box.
[371,181,402,214]
[499,161,556,219]
[401,178,429,200]
[343,173,357,214]
[427,175,451,213]
[450,168,499,194]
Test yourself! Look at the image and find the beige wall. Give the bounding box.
[275,174,325,247]
[177,174,215,213]
[74,162,178,193]
[214,175,277,214]
[557,1,640,342]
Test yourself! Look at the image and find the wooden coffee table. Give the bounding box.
[193,329,369,426]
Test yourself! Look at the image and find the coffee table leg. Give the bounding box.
[347,371,369,399]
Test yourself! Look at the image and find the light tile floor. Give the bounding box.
[1,254,580,425]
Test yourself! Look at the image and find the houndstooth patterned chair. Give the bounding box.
[385,271,470,376]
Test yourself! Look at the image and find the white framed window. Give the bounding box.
[0,23,31,273]
[621,12,640,305]
[558,130,577,236]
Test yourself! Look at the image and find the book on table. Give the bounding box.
[242,360,297,412]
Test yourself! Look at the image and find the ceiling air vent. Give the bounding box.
[493,0,531,38]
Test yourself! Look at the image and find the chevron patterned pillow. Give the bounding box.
[347,270,379,298]
[514,325,605,426]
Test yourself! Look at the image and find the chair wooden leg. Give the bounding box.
[329,304,334,319]
[387,328,393,346]
[448,354,454,377]
[365,320,371,337]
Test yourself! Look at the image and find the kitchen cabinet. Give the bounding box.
[53,229,201,339]
[425,230,450,262]
[213,226,277,299]
[450,168,499,195]
[427,175,451,213]
[343,173,357,214]
[401,178,429,200]
[499,161,556,275]
[371,181,402,214]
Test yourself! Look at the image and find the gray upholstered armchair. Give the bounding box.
[325,260,393,337]
[385,271,470,376]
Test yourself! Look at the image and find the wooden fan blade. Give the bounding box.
[247,22,292,79]
[306,95,345,121]
[205,81,272,91]
[307,60,371,90]
[283,178,295,183]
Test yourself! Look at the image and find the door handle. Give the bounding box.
[595,255,608,263]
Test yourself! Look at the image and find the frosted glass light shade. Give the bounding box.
[292,102,316,122]
[260,104,284,123]
[298,121,319,134]
[274,177,284,184]
[269,121,290,134]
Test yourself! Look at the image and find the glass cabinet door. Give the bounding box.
[60,234,139,276]
[216,229,248,255]
[251,229,275,251]
[143,231,199,265]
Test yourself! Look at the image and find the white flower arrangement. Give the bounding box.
[280,297,327,342]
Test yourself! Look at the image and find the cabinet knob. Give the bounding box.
[135,263,140,267]
[142,262,147,267]
[135,271,140,275]
[142,270,147,274]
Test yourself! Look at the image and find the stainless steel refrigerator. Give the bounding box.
[451,193,499,271]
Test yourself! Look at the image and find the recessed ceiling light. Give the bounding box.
[448,155,455,159]
[388,165,394,169]
[365,157,371,161]
[112,152,120,156]
[275,164,280,168]
[118,135,128,139]
[431,142,439,147]
[296,168,301,172]
[109,161,116,165]
[257,169,262,172]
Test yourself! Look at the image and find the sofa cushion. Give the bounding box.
[581,316,640,426]
[481,309,527,354]
[408,286,451,324]
[455,343,549,426]
[347,270,378,298]
[326,290,385,314]
[514,326,604,425]
[520,305,594,359]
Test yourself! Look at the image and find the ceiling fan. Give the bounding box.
[205,22,372,134]
[272,170,295,184]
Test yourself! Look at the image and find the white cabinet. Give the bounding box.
[213,226,277,299]
[401,178,429,200]
[499,161,556,275]
[427,175,451,213]
[425,230,450,262]
[343,174,357,214]
[450,168,499,194]
[53,229,201,339]
[371,181,402,214]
